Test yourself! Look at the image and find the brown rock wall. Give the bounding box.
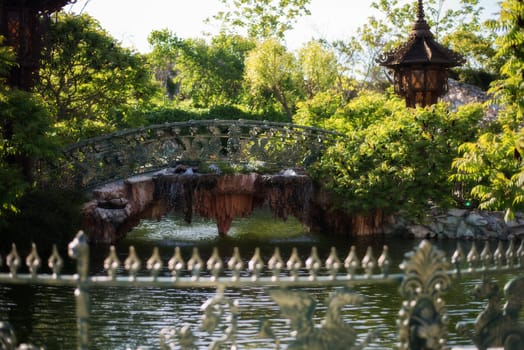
[82,170,391,243]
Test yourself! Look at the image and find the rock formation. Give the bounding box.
[441,78,499,124]
[82,169,319,243]
[402,208,524,240]
[82,167,524,243]
[192,174,260,235]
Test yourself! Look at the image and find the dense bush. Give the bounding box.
[308,93,484,217]
[452,127,524,221]
[1,187,85,254]
[0,89,58,222]
[294,90,402,132]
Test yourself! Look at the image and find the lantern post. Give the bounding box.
[377,0,464,107]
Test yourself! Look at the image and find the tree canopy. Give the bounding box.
[0,39,57,222]
[451,0,524,221]
[36,13,159,141]
[148,30,255,107]
[209,0,311,40]
[244,38,303,119]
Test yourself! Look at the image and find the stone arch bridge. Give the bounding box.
[49,119,343,189]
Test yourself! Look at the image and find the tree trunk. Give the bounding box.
[272,86,293,121]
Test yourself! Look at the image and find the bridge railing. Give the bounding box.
[1,232,523,349]
[43,120,343,188]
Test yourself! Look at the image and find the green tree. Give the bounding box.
[0,39,57,223]
[147,29,182,101]
[178,34,255,107]
[451,0,524,221]
[36,13,158,141]
[297,40,339,99]
[310,93,483,217]
[452,127,524,221]
[148,30,255,107]
[244,39,303,119]
[486,0,524,128]
[210,0,311,40]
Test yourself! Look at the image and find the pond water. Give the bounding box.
[0,209,518,349]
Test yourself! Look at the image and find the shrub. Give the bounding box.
[309,95,484,217]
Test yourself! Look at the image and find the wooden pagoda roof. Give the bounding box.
[378,1,464,68]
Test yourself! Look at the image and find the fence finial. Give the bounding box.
[68,230,90,350]
[68,230,89,282]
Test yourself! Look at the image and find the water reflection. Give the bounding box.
[0,209,518,349]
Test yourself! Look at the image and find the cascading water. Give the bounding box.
[83,170,327,243]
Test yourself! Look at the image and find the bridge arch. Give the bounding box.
[48,119,343,188]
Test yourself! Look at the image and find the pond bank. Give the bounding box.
[82,168,369,243]
[402,208,524,241]
[82,168,523,243]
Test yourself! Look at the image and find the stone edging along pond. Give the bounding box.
[82,166,524,243]
[402,208,524,241]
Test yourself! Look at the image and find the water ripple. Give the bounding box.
[0,212,518,349]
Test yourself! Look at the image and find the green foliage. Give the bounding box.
[0,163,27,221]
[451,0,524,221]
[52,118,116,142]
[0,90,56,216]
[297,40,339,98]
[309,94,483,217]
[244,39,304,120]
[143,105,287,125]
[2,187,85,251]
[36,13,158,140]
[0,90,58,159]
[452,127,524,221]
[177,34,255,107]
[207,105,286,121]
[294,90,402,132]
[148,31,255,108]
[293,90,346,129]
[210,0,311,39]
[486,0,524,128]
[0,40,59,223]
[0,37,13,77]
[0,42,26,221]
[0,89,57,221]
